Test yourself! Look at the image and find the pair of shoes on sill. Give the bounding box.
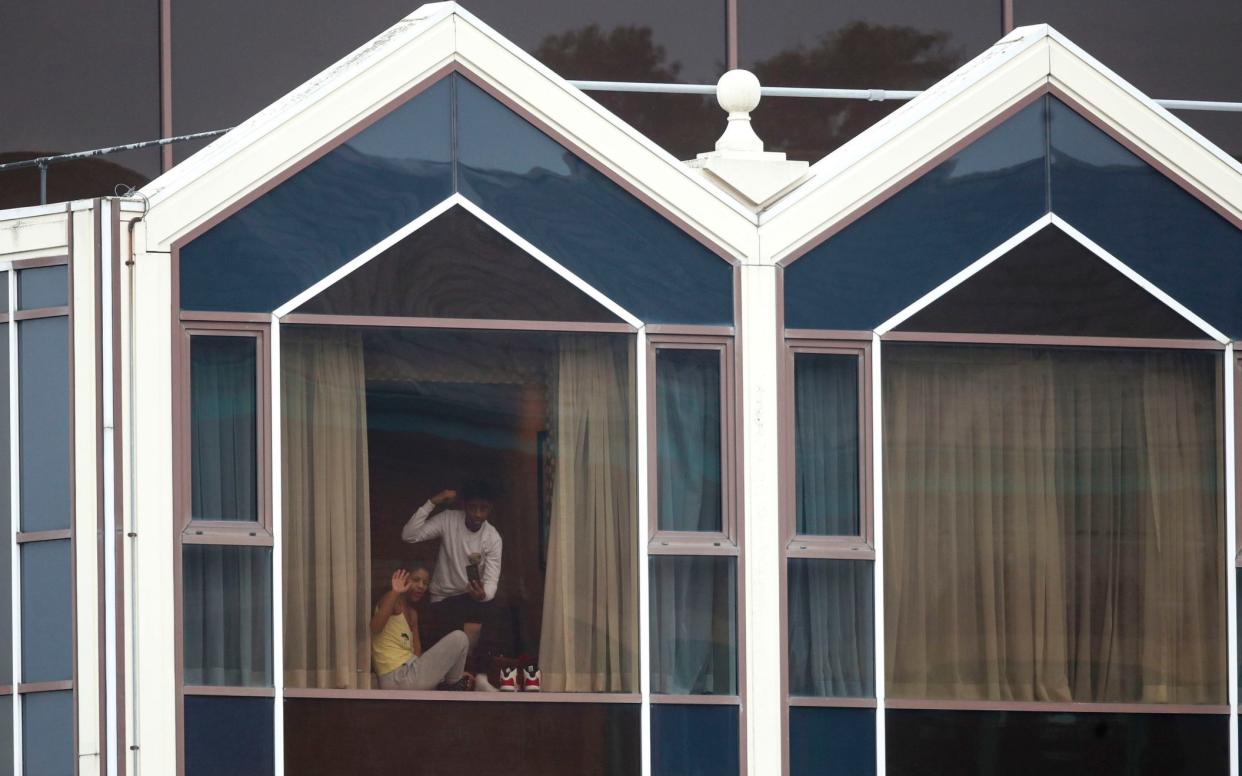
[498,665,541,692]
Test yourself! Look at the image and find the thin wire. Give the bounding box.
[2,80,1240,176]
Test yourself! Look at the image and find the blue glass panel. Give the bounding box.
[887,709,1228,776]
[21,539,72,683]
[651,704,739,776]
[179,77,452,312]
[456,75,732,325]
[17,266,67,310]
[0,326,9,686]
[22,690,73,776]
[19,316,70,532]
[1048,97,1242,338]
[785,97,1048,331]
[0,698,10,773]
[790,706,876,776]
[185,695,274,776]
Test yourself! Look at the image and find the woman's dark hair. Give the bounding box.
[461,478,499,504]
[404,560,433,577]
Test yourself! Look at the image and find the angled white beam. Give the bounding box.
[272,197,458,317]
[1050,215,1229,343]
[273,192,645,329]
[875,212,1229,344]
[875,214,1051,334]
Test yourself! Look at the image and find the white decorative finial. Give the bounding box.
[715,70,764,153]
[687,68,807,210]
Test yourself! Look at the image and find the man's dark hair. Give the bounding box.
[461,478,499,504]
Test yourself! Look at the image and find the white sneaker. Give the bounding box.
[473,673,500,692]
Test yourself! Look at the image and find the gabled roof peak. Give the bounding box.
[140,1,756,256]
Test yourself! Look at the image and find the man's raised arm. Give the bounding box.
[401,489,456,543]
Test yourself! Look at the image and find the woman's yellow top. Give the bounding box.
[371,612,415,676]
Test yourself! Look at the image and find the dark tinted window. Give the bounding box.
[185,696,274,776]
[284,699,639,775]
[21,540,73,684]
[172,0,725,162]
[17,266,68,310]
[1015,0,1242,161]
[21,690,73,776]
[19,317,70,532]
[182,74,732,324]
[784,97,1047,330]
[179,78,452,312]
[0,0,158,208]
[740,0,1003,161]
[0,327,8,686]
[887,709,1228,776]
[896,225,1209,338]
[790,706,876,776]
[297,205,621,322]
[457,76,733,325]
[1048,97,1242,339]
[0,703,10,774]
[652,704,739,776]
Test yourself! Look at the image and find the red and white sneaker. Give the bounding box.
[498,667,519,692]
[521,665,541,692]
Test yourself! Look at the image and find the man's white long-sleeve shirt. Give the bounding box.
[401,500,502,603]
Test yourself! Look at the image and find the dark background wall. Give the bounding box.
[2,0,1239,208]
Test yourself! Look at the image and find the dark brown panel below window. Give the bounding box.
[887,709,1228,776]
[284,698,640,776]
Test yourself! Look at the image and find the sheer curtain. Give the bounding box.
[281,329,373,689]
[183,545,272,686]
[794,353,859,535]
[884,345,1223,703]
[539,335,637,691]
[651,349,734,694]
[650,556,736,695]
[788,558,873,697]
[655,349,721,532]
[190,337,257,521]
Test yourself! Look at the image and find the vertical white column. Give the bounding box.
[739,260,781,775]
[270,317,284,776]
[871,334,885,775]
[1226,345,1237,776]
[10,268,22,775]
[101,209,119,776]
[636,328,651,776]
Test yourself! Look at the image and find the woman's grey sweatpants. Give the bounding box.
[377,630,469,690]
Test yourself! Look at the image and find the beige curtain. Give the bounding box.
[539,335,638,691]
[884,345,1223,704]
[281,329,373,689]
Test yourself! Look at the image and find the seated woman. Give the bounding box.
[371,563,471,691]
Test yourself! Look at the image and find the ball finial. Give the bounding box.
[716,69,761,115]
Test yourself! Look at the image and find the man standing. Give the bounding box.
[402,480,503,689]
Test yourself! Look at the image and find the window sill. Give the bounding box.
[283,687,641,704]
[884,698,1229,715]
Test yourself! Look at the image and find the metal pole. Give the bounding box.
[38,163,47,205]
